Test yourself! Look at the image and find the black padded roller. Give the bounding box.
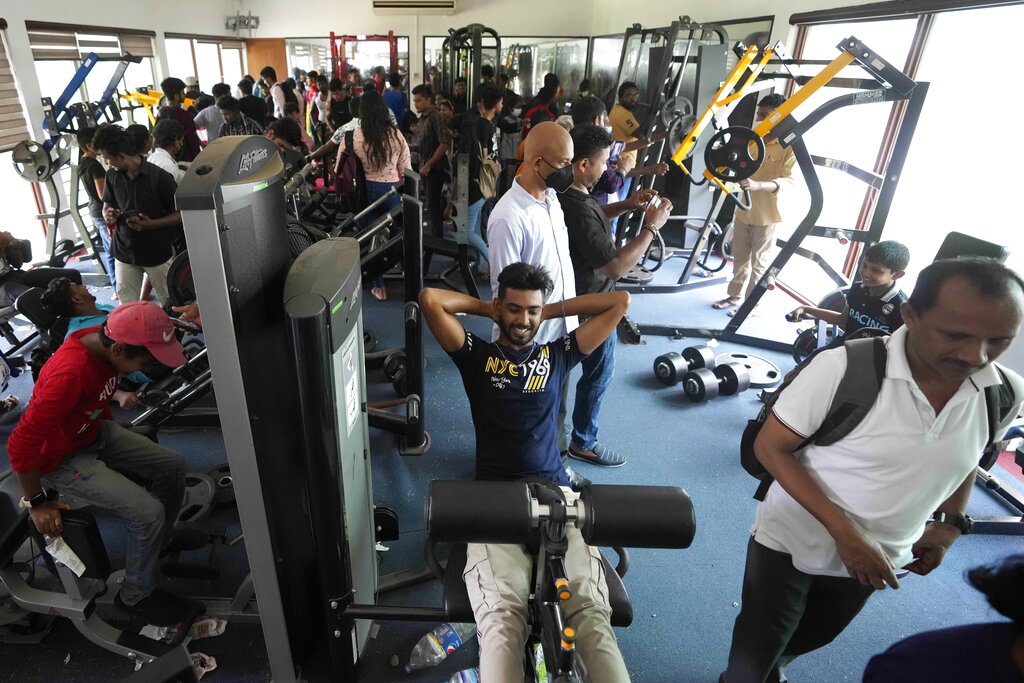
[580,485,696,549]
[426,480,533,544]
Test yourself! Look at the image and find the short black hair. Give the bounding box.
[217,95,239,112]
[329,77,345,92]
[908,257,1024,316]
[259,66,277,81]
[497,73,509,85]
[571,123,613,162]
[497,262,554,299]
[388,72,402,88]
[454,77,467,85]
[412,84,433,98]
[153,118,184,149]
[211,82,231,99]
[571,95,607,126]
[481,64,494,79]
[99,324,151,359]
[543,72,559,89]
[967,554,1024,624]
[93,124,137,157]
[578,78,590,91]
[237,78,254,96]
[40,276,76,317]
[758,93,786,109]
[284,101,301,117]
[617,81,638,98]
[161,77,186,98]
[307,70,319,80]
[192,94,215,112]
[437,100,454,113]
[534,86,555,105]
[126,124,151,153]
[268,117,303,148]
[76,126,98,148]
[863,240,910,273]
[475,83,503,110]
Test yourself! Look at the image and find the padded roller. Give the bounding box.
[426,480,533,544]
[580,485,696,549]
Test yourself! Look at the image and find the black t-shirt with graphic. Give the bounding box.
[845,280,907,335]
[449,330,585,485]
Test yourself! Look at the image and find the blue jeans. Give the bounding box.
[41,421,185,605]
[366,180,402,288]
[466,198,490,274]
[571,330,616,450]
[91,215,117,288]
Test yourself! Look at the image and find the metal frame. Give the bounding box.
[440,24,501,108]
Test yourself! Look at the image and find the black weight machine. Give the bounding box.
[619,36,928,352]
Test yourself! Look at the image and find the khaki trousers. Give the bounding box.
[727,220,778,299]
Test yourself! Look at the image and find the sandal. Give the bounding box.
[712,297,741,310]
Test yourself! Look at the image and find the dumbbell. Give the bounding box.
[682,362,751,402]
[653,345,716,386]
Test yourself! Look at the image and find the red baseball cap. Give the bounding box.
[105,301,187,368]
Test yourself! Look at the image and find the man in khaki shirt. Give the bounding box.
[714,94,796,312]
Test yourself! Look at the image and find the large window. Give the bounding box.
[163,35,246,92]
[588,35,624,104]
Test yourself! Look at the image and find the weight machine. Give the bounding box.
[329,31,399,81]
[10,51,142,276]
[440,24,500,108]
[619,36,928,352]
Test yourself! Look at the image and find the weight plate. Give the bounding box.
[178,473,217,524]
[11,140,56,182]
[817,286,850,312]
[683,367,717,403]
[660,96,694,129]
[704,126,765,182]
[206,463,236,508]
[681,345,715,371]
[715,362,751,395]
[654,352,685,385]
[715,352,782,388]
[667,114,698,159]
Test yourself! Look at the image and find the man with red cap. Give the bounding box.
[8,301,194,624]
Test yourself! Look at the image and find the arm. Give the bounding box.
[396,134,411,175]
[903,469,975,576]
[625,162,669,179]
[741,146,796,193]
[272,86,287,118]
[599,198,673,280]
[128,211,182,231]
[600,188,657,220]
[621,130,667,153]
[101,172,120,224]
[542,291,630,355]
[790,304,848,326]
[755,414,900,589]
[421,142,448,175]
[419,287,492,353]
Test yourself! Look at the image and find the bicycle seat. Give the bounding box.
[443,543,633,627]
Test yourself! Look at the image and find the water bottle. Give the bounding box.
[448,667,480,683]
[404,622,476,672]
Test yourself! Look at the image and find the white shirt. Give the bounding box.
[755,325,1024,576]
[487,178,579,344]
[148,147,185,183]
[269,83,287,119]
[194,105,225,143]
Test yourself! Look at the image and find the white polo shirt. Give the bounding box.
[487,178,578,344]
[754,325,1024,577]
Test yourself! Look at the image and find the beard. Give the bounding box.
[499,319,538,346]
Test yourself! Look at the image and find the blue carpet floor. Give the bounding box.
[1,257,1022,682]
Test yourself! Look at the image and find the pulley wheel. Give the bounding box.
[704,126,765,182]
[11,140,56,182]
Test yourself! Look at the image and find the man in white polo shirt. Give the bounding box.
[488,121,586,488]
[722,257,1024,683]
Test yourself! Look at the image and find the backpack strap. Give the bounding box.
[984,364,1016,449]
[813,336,887,447]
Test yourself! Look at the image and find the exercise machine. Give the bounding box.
[329,31,399,82]
[620,36,928,351]
[440,24,500,109]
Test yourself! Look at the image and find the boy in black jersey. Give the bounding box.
[420,263,632,682]
[790,240,910,338]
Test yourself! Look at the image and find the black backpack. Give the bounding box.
[741,336,1017,501]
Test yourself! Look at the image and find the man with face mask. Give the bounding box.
[488,121,588,488]
[419,264,632,682]
[148,119,186,183]
[558,124,672,468]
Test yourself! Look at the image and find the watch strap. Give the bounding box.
[929,511,972,534]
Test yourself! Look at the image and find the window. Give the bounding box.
[589,36,624,103]
[164,36,246,91]
[194,42,221,91]
[165,38,195,82]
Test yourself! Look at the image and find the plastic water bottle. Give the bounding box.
[404,622,476,672]
[448,667,480,683]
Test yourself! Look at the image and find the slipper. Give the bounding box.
[567,442,627,468]
[712,297,741,310]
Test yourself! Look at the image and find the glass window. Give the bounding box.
[884,4,1024,278]
[501,37,589,101]
[589,36,624,104]
[165,38,195,82]
[33,60,81,105]
[222,48,244,91]
[194,42,221,91]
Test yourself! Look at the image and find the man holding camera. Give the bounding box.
[558,123,672,468]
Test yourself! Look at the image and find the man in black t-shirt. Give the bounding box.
[412,84,451,239]
[559,124,672,468]
[93,125,182,305]
[76,127,116,288]
[236,77,268,125]
[420,262,631,681]
[790,240,910,340]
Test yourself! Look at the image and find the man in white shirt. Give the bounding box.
[722,257,1024,683]
[193,83,230,144]
[148,119,186,183]
[488,121,587,488]
[260,66,286,119]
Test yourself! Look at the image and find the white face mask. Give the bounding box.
[513,108,523,117]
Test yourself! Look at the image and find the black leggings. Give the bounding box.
[0,267,83,306]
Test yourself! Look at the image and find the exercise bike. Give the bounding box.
[425,479,696,681]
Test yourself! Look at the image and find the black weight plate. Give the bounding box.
[382,351,406,381]
[178,473,216,524]
[704,126,766,182]
[392,365,409,397]
[792,328,818,364]
[206,463,236,508]
[653,352,685,385]
[683,367,717,403]
[681,345,716,371]
[715,362,750,395]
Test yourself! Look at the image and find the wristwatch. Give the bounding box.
[641,224,659,236]
[18,489,57,509]
[928,511,973,535]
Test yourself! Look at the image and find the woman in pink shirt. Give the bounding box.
[341,90,411,300]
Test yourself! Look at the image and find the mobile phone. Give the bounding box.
[647,195,662,209]
[609,141,624,163]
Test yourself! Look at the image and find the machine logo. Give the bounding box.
[238,148,269,175]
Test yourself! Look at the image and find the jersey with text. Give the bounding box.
[450,330,585,485]
[845,281,907,335]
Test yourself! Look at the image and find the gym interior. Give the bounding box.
[0,0,1022,681]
